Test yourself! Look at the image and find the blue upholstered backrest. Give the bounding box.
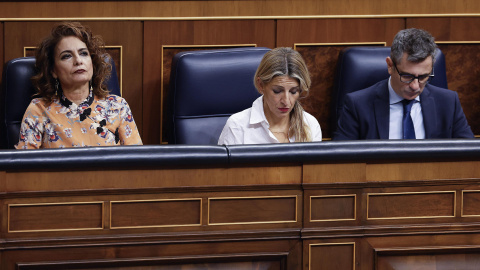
[169,47,270,145]
[2,56,120,149]
[332,46,448,132]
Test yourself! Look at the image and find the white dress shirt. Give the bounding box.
[388,77,425,139]
[218,96,322,145]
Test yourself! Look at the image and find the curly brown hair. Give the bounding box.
[32,21,112,104]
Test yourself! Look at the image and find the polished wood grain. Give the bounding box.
[110,199,201,228]
[3,165,301,192]
[462,191,480,216]
[277,18,404,47]
[436,43,480,135]
[378,252,480,270]
[303,163,366,184]
[367,191,455,219]
[310,195,356,221]
[2,160,480,269]
[0,1,479,18]
[208,196,297,225]
[144,20,275,144]
[366,161,480,182]
[9,202,103,232]
[306,241,355,270]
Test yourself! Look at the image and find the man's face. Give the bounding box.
[386,52,433,100]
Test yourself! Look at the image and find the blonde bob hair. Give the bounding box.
[254,47,313,142]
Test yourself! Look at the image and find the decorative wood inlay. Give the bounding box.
[309,242,355,270]
[208,196,297,225]
[8,202,104,233]
[462,190,480,217]
[310,194,356,222]
[367,191,455,220]
[110,198,202,229]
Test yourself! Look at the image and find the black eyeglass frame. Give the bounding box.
[392,61,435,85]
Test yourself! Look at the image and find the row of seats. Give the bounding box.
[1,47,449,148]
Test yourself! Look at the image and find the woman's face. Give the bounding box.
[51,36,93,91]
[259,75,301,122]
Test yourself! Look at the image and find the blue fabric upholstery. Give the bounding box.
[169,47,270,145]
[2,56,120,149]
[332,46,448,132]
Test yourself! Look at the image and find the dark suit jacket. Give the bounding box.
[333,79,474,140]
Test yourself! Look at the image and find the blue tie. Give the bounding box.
[402,99,416,139]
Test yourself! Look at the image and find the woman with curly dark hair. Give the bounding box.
[16,22,142,149]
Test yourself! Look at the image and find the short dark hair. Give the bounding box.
[390,28,437,64]
[32,21,111,103]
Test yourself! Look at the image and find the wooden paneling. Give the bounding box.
[462,191,480,217]
[366,161,480,182]
[110,199,202,229]
[208,196,297,225]
[303,163,366,184]
[143,20,275,144]
[0,1,479,18]
[367,191,455,220]
[277,18,405,46]
[3,159,480,269]
[310,195,356,222]
[4,165,301,192]
[8,202,103,232]
[307,242,355,270]
[378,252,480,270]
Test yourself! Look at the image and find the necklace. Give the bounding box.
[269,128,290,143]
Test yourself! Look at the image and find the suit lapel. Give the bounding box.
[420,86,436,138]
[374,83,390,139]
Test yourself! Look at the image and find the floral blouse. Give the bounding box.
[15,90,143,149]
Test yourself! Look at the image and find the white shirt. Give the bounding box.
[218,96,322,145]
[388,77,425,139]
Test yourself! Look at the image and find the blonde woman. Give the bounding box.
[218,47,322,145]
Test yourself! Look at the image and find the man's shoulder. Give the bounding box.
[423,84,459,102]
[346,79,388,100]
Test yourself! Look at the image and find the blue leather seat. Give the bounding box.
[332,46,448,133]
[2,56,120,149]
[169,47,270,145]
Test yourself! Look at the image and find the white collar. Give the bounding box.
[388,77,420,105]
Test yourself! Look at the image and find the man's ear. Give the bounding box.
[386,57,394,76]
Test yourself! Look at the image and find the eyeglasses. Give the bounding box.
[392,61,434,84]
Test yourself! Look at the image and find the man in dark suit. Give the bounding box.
[334,28,474,140]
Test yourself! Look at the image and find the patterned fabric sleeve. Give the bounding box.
[15,100,46,149]
[118,97,143,145]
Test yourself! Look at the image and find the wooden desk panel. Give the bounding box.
[2,160,480,269]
